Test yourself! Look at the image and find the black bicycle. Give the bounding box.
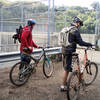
[9,47,54,86]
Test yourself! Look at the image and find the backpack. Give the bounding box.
[12,25,23,44]
[59,26,77,47]
[59,26,77,54]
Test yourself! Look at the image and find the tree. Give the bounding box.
[0,0,9,8]
[55,6,97,34]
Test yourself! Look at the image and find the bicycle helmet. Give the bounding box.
[73,17,83,26]
[27,19,36,26]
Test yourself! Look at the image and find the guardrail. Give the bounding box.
[0,47,62,63]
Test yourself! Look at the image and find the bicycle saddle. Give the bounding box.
[72,53,78,56]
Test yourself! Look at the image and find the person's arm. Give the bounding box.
[21,30,29,48]
[75,30,92,47]
[32,40,39,48]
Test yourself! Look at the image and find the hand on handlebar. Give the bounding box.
[23,47,32,51]
[23,47,30,52]
[87,44,96,50]
[38,46,43,49]
[38,46,53,49]
[29,46,32,50]
[92,45,97,50]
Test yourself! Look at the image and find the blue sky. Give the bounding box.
[8,0,100,8]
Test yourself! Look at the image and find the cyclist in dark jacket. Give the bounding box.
[60,17,92,91]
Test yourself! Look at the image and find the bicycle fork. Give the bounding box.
[86,61,92,75]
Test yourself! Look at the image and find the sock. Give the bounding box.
[61,85,64,89]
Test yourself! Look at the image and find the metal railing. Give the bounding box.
[0,47,62,63]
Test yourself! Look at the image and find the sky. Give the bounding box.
[7,0,100,8]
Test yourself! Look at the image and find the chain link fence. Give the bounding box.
[0,1,100,53]
[0,0,55,53]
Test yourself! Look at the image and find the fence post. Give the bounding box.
[0,8,3,32]
[48,0,50,46]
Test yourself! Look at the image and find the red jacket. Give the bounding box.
[20,26,38,54]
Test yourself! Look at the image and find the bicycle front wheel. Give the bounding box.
[43,59,54,78]
[9,62,30,86]
[84,62,98,85]
[67,71,80,100]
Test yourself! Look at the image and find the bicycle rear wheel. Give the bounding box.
[67,71,80,100]
[43,58,54,78]
[84,62,98,85]
[9,62,31,86]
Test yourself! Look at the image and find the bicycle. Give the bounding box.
[67,47,98,100]
[9,47,54,86]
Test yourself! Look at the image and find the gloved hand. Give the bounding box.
[38,46,43,49]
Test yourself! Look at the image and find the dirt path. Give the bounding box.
[0,62,100,100]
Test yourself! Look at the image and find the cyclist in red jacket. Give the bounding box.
[20,19,39,64]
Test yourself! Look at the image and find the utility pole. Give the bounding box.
[0,8,3,32]
[48,0,50,46]
[95,2,100,47]
[21,3,24,23]
[52,0,55,33]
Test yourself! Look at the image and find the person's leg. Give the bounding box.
[62,70,69,86]
[66,53,72,72]
[61,53,72,91]
[19,53,31,70]
[19,53,25,70]
[21,53,31,64]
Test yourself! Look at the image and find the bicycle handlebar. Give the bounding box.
[77,46,96,51]
[23,47,30,52]
[39,46,53,49]
[23,46,53,52]
[86,45,96,50]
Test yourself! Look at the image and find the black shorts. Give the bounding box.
[20,53,31,64]
[64,53,72,72]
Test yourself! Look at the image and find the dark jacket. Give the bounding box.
[66,24,92,53]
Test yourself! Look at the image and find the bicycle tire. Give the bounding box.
[43,58,54,78]
[9,62,31,86]
[84,62,98,86]
[67,71,80,100]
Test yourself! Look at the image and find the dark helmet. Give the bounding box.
[27,19,36,26]
[73,17,83,26]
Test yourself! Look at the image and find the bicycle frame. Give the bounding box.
[38,48,46,60]
[84,49,88,67]
[29,48,47,64]
[76,48,89,80]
